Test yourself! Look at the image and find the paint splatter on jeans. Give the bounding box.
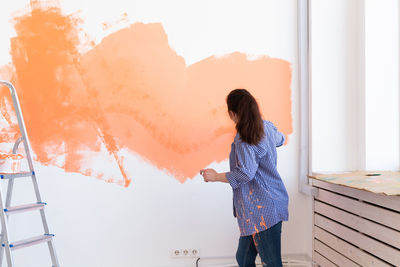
[236,221,282,267]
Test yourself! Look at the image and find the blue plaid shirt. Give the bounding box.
[226,120,289,236]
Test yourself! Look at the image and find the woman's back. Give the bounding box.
[228,120,289,236]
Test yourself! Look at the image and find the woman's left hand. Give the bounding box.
[200,168,219,182]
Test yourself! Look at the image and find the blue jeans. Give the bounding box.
[236,221,282,267]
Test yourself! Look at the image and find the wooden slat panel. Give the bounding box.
[312,179,400,212]
[314,239,360,267]
[316,188,400,231]
[315,200,400,248]
[314,251,337,267]
[315,214,400,266]
[314,226,391,267]
[312,199,316,256]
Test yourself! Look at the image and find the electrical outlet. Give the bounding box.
[191,248,199,257]
[172,249,180,257]
[171,248,200,258]
[182,249,189,256]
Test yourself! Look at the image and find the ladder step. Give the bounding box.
[0,171,34,179]
[4,202,46,215]
[3,234,54,250]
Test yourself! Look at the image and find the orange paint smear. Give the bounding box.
[102,12,129,31]
[0,65,20,144]
[260,216,267,230]
[252,233,259,247]
[0,3,293,186]
[254,225,259,234]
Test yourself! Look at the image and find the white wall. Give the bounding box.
[0,1,313,266]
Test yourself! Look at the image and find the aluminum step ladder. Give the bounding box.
[0,80,59,267]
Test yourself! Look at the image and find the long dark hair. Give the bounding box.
[226,89,264,145]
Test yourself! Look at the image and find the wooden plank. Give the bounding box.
[316,188,400,231]
[314,239,360,267]
[313,251,337,267]
[312,179,400,212]
[313,196,316,261]
[309,171,400,195]
[315,214,400,266]
[315,200,400,248]
[314,226,391,267]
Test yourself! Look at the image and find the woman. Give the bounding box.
[200,89,289,267]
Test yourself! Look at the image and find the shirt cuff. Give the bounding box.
[277,134,285,147]
[226,171,239,190]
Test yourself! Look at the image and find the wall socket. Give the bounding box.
[172,248,200,258]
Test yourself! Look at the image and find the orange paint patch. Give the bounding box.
[260,216,267,230]
[257,205,263,209]
[102,12,129,31]
[0,4,293,186]
[254,225,259,234]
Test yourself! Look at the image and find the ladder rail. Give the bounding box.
[0,81,19,267]
[0,179,15,265]
[3,163,16,266]
[47,239,59,266]
[11,137,23,156]
[5,180,14,213]
[0,183,14,267]
[0,80,35,172]
[0,80,60,267]
[0,177,14,267]
[6,135,20,212]
[0,80,46,212]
